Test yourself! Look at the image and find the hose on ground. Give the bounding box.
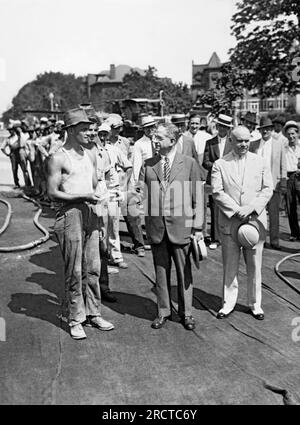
[0,193,49,252]
[274,253,300,295]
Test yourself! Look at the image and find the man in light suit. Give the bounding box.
[139,123,204,330]
[203,114,233,249]
[211,126,273,320]
[250,116,287,250]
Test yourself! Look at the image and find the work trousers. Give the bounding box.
[54,203,101,326]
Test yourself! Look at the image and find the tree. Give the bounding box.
[195,63,245,115]
[91,66,193,114]
[2,72,86,122]
[230,0,300,96]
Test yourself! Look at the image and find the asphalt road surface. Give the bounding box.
[0,151,300,405]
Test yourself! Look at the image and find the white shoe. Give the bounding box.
[88,316,114,331]
[70,323,87,340]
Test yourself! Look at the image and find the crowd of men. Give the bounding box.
[1,106,300,339]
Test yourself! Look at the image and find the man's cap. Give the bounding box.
[40,116,48,123]
[214,113,233,128]
[258,116,273,129]
[98,123,111,133]
[191,236,207,269]
[171,114,187,125]
[283,120,299,135]
[242,111,257,125]
[141,115,157,128]
[64,107,91,128]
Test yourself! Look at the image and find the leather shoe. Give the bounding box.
[151,316,170,329]
[250,311,264,320]
[102,292,117,303]
[216,310,233,319]
[270,244,281,251]
[182,316,195,330]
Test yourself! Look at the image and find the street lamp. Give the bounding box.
[49,92,54,112]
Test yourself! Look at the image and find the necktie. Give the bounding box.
[163,156,171,183]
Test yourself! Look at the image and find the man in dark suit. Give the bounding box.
[171,114,206,181]
[203,114,233,249]
[139,123,204,330]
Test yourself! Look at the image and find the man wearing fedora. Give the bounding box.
[250,116,287,250]
[272,115,288,146]
[48,107,114,340]
[171,114,205,174]
[283,121,300,241]
[211,126,273,320]
[241,111,261,142]
[139,122,204,331]
[203,113,233,249]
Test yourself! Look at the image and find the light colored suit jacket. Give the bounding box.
[140,152,204,245]
[249,136,287,191]
[211,151,273,235]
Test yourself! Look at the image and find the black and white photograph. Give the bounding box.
[0,0,300,409]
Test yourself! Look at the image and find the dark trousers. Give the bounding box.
[98,214,110,294]
[123,213,145,249]
[208,195,219,242]
[267,191,280,246]
[151,231,193,318]
[286,173,300,238]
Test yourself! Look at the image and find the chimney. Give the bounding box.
[110,64,116,80]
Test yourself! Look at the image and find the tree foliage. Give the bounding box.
[91,66,193,114]
[230,0,300,96]
[2,72,86,122]
[195,63,245,115]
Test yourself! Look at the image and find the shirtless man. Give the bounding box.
[48,107,114,340]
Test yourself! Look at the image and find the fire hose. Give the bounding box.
[274,253,300,295]
[0,193,49,252]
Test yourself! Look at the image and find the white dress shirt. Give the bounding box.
[132,135,154,182]
[232,151,246,186]
[184,130,212,164]
[257,137,272,170]
[285,143,300,172]
[218,135,227,158]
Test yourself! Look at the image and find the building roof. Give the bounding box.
[92,64,145,86]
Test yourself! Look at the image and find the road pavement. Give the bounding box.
[0,152,300,405]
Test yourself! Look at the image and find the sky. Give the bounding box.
[0,0,237,115]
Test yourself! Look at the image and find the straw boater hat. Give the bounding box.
[231,217,264,249]
[141,115,157,127]
[64,108,91,128]
[171,114,187,125]
[191,235,208,269]
[214,114,233,128]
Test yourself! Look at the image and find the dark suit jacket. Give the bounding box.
[178,135,207,181]
[203,135,232,185]
[140,152,204,245]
